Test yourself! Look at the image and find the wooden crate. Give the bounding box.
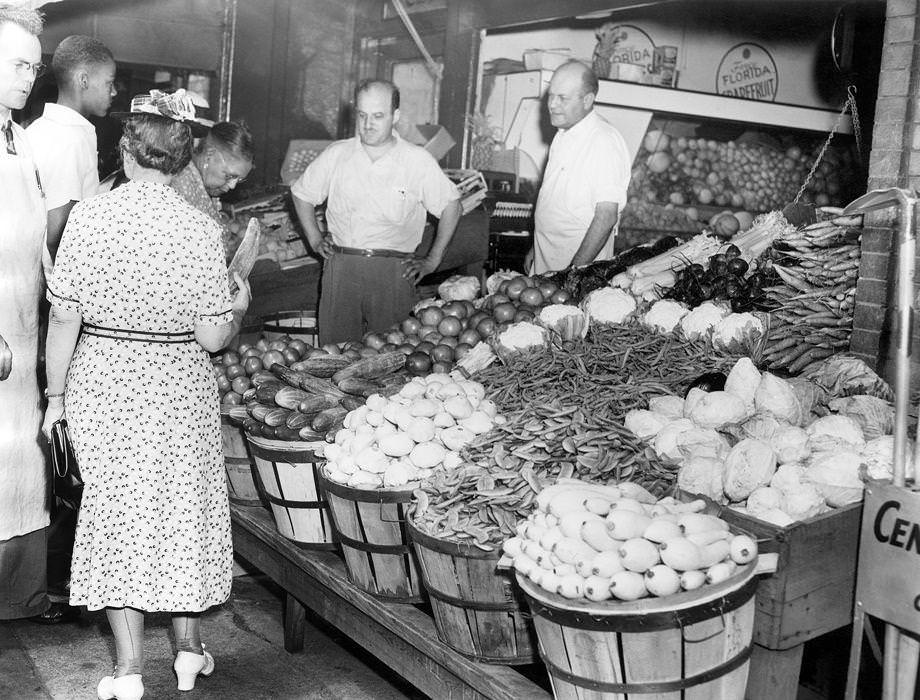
[709,502,862,650]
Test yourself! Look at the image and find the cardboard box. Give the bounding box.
[404,123,456,161]
[522,48,572,71]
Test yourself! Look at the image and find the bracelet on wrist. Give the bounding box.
[44,390,64,400]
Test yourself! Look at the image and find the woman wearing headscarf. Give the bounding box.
[42,90,251,700]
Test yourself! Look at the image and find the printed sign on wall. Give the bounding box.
[716,43,778,101]
[593,23,655,82]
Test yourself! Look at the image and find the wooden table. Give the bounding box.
[231,504,550,700]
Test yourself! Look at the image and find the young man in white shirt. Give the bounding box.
[27,34,116,262]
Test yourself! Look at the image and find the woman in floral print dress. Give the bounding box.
[42,95,251,700]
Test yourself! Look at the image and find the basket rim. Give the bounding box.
[246,434,326,450]
[515,560,757,616]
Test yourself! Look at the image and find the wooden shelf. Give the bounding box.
[231,505,550,699]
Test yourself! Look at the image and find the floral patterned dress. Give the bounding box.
[47,181,234,612]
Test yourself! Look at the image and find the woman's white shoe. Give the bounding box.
[173,647,215,691]
[97,672,143,700]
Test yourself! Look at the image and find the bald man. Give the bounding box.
[526,60,631,275]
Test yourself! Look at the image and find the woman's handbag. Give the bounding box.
[50,419,83,511]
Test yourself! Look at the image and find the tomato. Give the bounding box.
[461,300,477,318]
[421,329,442,344]
[268,340,287,352]
[430,361,452,374]
[242,356,263,375]
[430,344,454,364]
[488,293,510,308]
[221,390,242,405]
[322,343,341,355]
[405,351,433,376]
[497,279,511,295]
[437,316,463,337]
[225,363,246,380]
[255,338,270,352]
[216,375,232,392]
[476,317,496,337]
[405,334,421,346]
[519,287,544,307]
[231,375,252,394]
[306,347,328,358]
[363,332,386,351]
[237,343,253,354]
[418,324,439,340]
[418,306,444,327]
[467,311,488,329]
[222,350,241,366]
[381,343,398,352]
[538,281,558,301]
[415,341,435,354]
[261,350,285,368]
[454,343,473,361]
[359,347,379,358]
[397,343,416,355]
[288,339,310,356]
[550,289,572,304]
[441,301,468,319]
[213,364,227,378]
[242,347,262,359]
[343,349,362,360]
[282,347,301,365]
[514,309,535,323]
[458,328,481,346]
[492,302,517,324]
[506,277,528,300]
[401,316,422,336]
[386,330,406,345]
[438,336,458,348]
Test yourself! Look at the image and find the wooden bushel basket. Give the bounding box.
[407,518,538,665]
[246,435,336,549]
[517,563,759,699]
[319,469,424,603]
[220,416,261,506]
[262,309,319,347]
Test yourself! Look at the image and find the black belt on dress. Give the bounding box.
[330,244,415,259]
[82,323,196,344]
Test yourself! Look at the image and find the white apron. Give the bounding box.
[0,122,49,541]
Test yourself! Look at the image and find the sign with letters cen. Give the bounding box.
[716,43,778,102]
[856,481,920,636]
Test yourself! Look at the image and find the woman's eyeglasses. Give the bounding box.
[213,149,247,186]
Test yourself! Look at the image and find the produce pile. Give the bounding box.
[410,325,748,549]
[217,341,408,441]
[630,128,856,215]
[624,356,895,527]
[499,479,758,601]
[760,213,862,374]
[227,202,308,267]
[322,374,502,489]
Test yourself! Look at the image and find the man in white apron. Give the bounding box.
[0,4,52,621]
[527,61,632,275]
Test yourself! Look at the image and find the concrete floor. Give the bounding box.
[1,566,424,700]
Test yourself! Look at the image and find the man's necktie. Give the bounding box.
[2,121,16,155]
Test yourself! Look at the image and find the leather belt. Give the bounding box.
[330,244,415,259]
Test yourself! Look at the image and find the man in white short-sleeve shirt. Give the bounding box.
[527,60,631,275]
[291,79,461,344]
[27,35,116,263]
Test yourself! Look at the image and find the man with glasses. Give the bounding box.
[0,3,62,624]
[525,60,631,275]
[27,35,116,265]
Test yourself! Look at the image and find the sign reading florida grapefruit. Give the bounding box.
[716,43,778,101]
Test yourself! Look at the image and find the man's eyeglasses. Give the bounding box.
[213,149,247,186]
[9,59,46,78]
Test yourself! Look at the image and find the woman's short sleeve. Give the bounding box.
[46,209,85,315]
[196,219,234,326]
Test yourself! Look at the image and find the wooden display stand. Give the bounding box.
[230,504,549,699]
[691,500,862,699]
